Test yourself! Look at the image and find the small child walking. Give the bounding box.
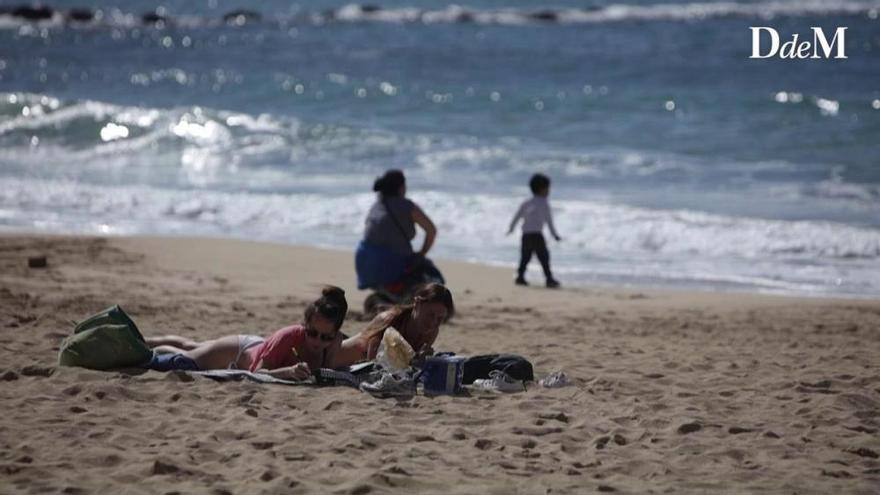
[507,173,561,288]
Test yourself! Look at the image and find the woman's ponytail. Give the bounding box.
[372,169,406,198]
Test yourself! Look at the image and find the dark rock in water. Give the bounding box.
[28,255,47,268]
[528,10,559,22]
[12,5,54,21]
[318,9,336,22]
[222,9,261,25]
[455,11,475,23]
[66,9,95,23]
[360,5,382,14]
[142,12,169,26]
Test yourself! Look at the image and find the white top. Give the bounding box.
[509,196,559,237]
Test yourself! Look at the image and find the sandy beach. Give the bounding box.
[1,234,878,494]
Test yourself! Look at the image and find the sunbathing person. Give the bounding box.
[147,286,347,380]
[333,283,454,368]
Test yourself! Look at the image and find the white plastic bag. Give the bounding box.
[375,327,415,371]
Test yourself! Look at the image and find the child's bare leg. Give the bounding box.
[145,335,207,350]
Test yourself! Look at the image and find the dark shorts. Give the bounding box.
[147,352,200,372]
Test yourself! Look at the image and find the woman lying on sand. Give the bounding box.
[146,286,347,380]
[332,283,454,368]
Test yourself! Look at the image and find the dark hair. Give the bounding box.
[373,169,406,198]
[411,282,454,320]
[304,285,348,331]
[360,283,455,353]
[529,173,551,195]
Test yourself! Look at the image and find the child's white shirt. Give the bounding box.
[509,196,559,238]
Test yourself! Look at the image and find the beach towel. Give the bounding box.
[187,369,312,385]
[58,305,153,370]
[187,368,370,388]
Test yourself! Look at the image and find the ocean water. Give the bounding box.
[1,0,879,297]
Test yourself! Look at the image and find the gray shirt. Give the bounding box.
[364,196,416,255]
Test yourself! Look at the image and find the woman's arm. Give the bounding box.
[332,336,368,369]
[256,361,311,380]
[411,204,437,256]
[332,310,396,368]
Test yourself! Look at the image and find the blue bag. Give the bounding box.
[420,355,466,395]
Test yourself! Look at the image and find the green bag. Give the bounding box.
[58,305,153,370]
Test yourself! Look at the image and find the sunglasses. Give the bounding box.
[305,327,337,342]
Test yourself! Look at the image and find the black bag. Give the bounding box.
[462,354,534,384]
[403,254,445,286]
